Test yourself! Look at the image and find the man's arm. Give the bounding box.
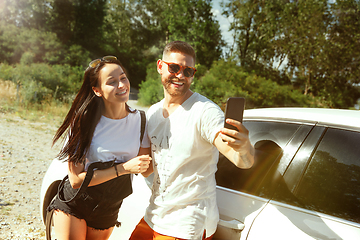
[213,118,255,169]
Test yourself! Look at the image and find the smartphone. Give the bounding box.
[224,97,245,131]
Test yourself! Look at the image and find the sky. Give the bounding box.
[211,0,234,48]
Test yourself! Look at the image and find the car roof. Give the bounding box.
[243,108,360,129]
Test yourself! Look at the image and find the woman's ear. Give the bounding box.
[157,59,163,75]
[92,86,102,97]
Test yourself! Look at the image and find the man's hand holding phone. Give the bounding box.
[216,97,254,169]
[221,97,245,143]
[221,118,251,155]
[215,97,254,169]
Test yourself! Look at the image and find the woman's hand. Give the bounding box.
[122,155,152,174]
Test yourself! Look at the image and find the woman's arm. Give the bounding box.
[67,161,87,189]
[67,154,152,189]
[138,147,153,177]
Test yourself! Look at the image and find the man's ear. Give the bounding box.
[92,86,102,97]
[157,59,163,75]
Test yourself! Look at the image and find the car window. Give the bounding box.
[245,121,300,149]
[294,128,360,223]
[216,121,302,196]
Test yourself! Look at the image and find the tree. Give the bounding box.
[103,0,224,88]
[0,22,63,64]
[223,0,360,108]
[46,0,107,56]
[0,0,51,29]
[318,0,360,107]
[135,0,224,67]
[222,0,292,85]
[102,0,154,88]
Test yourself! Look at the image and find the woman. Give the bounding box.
[48,56,152,240]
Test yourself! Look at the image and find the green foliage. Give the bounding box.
[193,60,316,108]
[138,63,164,106]
[0,63,14,81]
[0,23,18,64]
[225,0,360,108]
[63,44,92,67]
[47,0,107,53]
[0,62,83,105]
[135,0,224,67]
[0,22,64,65]
[20,80,52,105]
[137,78,163,106]
[137,59,318,109]
[1,0,359,109]
[192,72,237,107]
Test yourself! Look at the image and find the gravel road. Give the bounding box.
[0,100,149,240]
[0,112,61,240]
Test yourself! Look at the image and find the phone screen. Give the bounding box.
[224,97,245,131]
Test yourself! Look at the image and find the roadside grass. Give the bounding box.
[0,80,69,127]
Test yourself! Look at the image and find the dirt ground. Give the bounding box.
[0,112,61,239]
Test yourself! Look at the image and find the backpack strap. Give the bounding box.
[45,208,54,240]
[57,160,116,203]
[139,110,146,144]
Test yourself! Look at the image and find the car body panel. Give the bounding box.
[243,108,360,130]
[214,187,268,240]
[215,108,360,240]
[247,201,360,240]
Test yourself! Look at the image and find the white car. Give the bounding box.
[40,108,360,239]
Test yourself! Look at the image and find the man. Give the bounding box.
[130,41,254,240]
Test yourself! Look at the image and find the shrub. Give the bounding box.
[0,63,83,106]
[138,78,163,106]
[194,59,315,108]
[20,80,52,105]
[0,63,14,81]
[192,72,238,108]
[63,45,91,67]
[138,63,164,106]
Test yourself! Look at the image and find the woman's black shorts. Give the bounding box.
[48,174,132,230]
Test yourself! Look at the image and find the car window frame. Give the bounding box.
[274,123,360,224]
[216,119,315,198]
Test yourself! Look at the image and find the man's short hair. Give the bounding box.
[163,41,196,63]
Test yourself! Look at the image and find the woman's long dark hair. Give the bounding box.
[53,58,133,165]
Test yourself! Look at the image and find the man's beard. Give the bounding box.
[162,76,191,97]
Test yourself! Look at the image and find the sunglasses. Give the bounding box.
[162,61,197,78]
[89,56,117,68]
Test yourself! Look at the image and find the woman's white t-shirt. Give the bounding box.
[85,110,150,170]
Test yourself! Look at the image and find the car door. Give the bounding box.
[214,120,314,240]
[247,126,360,240]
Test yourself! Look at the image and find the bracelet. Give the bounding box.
[114,164,119,177]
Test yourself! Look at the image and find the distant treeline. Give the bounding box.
[0,0,359,109]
